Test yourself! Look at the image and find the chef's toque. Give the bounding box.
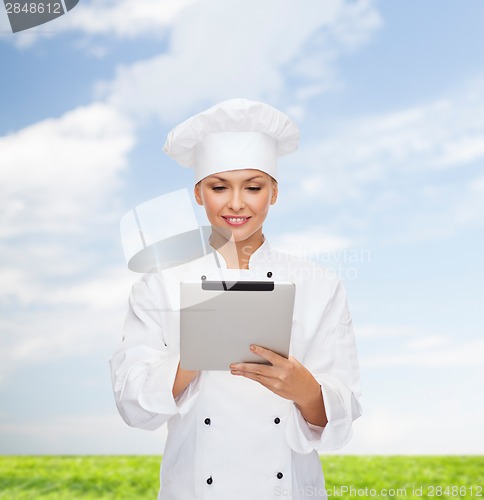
[163,98,299,183]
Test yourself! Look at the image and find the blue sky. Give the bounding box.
[0,0,483,455]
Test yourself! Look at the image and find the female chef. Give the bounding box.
[110,98,362,500]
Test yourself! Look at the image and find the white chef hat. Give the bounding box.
[163,98,299,183]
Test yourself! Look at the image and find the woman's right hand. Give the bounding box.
[172,362,199,399]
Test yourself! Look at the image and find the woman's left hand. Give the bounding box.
[230,344,321,408]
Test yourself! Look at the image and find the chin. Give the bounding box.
[211,225,232,240]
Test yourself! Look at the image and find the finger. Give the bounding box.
[231,370,289,399]
[249,344,287,366]
[230,362,275,378]
[231,368,274,387]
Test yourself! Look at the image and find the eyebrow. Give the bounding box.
[209,175,264,182]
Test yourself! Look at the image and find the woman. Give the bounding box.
[110,98,362,499]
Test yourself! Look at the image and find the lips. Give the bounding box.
[222,216,251,226]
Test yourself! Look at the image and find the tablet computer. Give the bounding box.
[180,280,295,370]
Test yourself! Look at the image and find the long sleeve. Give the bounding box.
[109,276,201,431]
[285,276,362,453]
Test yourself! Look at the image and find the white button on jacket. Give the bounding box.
[110,239,362,500]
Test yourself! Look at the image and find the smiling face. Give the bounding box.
[194,169,278,247]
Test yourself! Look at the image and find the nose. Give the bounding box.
[227,189,245,212]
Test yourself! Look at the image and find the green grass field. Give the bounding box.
[0,456,482,499]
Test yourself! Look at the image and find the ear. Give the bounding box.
[270,181,278,205]
[194,182,203,206]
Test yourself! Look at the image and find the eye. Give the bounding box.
[211,186,226,192]
[247,186,262,191]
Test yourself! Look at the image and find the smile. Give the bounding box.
[222,216,251,226]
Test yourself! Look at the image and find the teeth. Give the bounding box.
[226,217,247,223]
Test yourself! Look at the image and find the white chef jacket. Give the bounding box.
[110,239,362,500]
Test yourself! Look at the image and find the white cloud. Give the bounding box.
[0,267,138,385]
[64,0,198,37]
[470,174,484,193]
[361,338,484,368]
[343,409,420,454]
[102,0,381,123]
[345,406,484,454]
[0,413,168,454]
[4,0,198,48]
[0,264,134,310]
[3,0,382,66]
[437,134,484,167]
[357,324,484,369]
[271,227,352,257]
[357,325,418,338]
[0,102,135,237]
[272,76,484,244]
[406,335,451,351]
[284,77,484,206]
[0,103,138,382]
